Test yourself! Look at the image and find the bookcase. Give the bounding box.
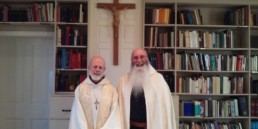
[0,0,55,22]
[143,0,258,128]
[0,0,88,92]
[54,1,88,93]
[0,0,88,128]
[251,5,258,129]
[51,1,88,129]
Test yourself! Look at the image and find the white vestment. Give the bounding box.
[117,66,177,129]
[69,77,121,129]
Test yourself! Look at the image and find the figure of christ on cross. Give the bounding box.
[97,0,135,65]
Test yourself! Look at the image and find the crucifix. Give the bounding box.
[94,99,99,110]
[97,0,135,65]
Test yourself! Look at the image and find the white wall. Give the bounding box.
[88,0,143,86]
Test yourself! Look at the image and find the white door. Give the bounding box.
[0,36,53,129]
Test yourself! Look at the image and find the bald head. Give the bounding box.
[131,48,147,58]
[88,56,105,69]
[131,48,149,67]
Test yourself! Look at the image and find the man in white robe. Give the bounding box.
[69,56,121,129]
[117,48,177,129]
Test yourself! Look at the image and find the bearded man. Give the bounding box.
[69,56,121,129]
[117,48,177,129]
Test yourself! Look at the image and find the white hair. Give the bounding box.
[129,63,150,97]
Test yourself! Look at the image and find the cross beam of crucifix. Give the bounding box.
[97,0,135,65]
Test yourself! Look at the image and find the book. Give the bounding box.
[234,99,239,117]
[208,99,213,117]
[251,99,256,116]
[182,101,194,116]
[237,96,248,116]
[236,77,244,94]
[162,73,174,92]
[194,100,201,117]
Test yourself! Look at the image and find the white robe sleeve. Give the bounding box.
[161,77,177,129]
[69,88,88,129]
[145,72,177,129]
[100,90,121,129]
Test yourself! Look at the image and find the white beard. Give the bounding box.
[89,72,105,82]
[129,64,150,97]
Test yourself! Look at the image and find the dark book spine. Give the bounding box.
[238,96,248,116]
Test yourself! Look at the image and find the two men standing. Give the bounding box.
[69,48,177,129]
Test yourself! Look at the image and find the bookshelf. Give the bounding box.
[0,0,55,23]
[54,1,88,93]
[0,0,88,94]
[0,0,88,128]
[143,0,257,128]
[50,1,88,129]
[251,5,258,128]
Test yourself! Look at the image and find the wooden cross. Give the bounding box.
[94,99,99,110]
[97,0,135,65]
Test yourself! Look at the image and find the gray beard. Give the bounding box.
[89,72,105,82]
[129,64,149,97]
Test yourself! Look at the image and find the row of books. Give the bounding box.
[180,121,242,129]
[251,55,258,72]
[145,7,202,25]
[57,26,87,46]
[251,99,258,117]
[177,9,202,25]
[55,73,86,92]
[56,49,87,69]
[176,76,244,94]
[145,27,174,47]
[0,3,54,22]
[56,3,86,23]
[177,30,235,48]
[176,53,247,71]
[144,29,236,48]
[145,8,174,24]
[148,52,174,70]
[180,97,248,117]
[225,6,249,26]
[145,7,250,26]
